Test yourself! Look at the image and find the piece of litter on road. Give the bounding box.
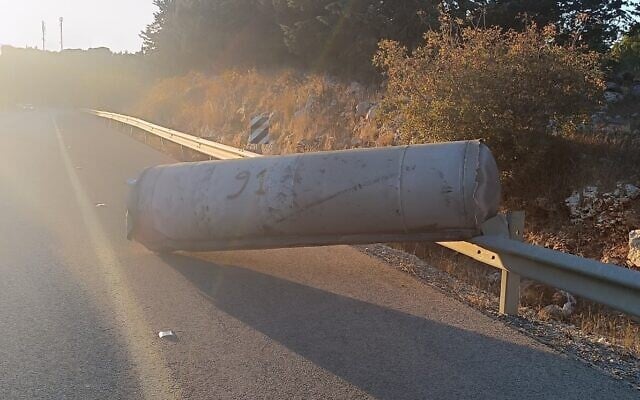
[95,203,106,208]
[126,178,138,186]
[75,166,83,170]
[158,330,177,339]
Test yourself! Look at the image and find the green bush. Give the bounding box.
[374,22,604,195]
[611,32,640,75]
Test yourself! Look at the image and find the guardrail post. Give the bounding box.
[499,211,524,315]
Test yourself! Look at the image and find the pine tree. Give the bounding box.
[275,0,441,78]
[446,0,640,51]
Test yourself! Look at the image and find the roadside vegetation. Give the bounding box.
[373,21,604,195]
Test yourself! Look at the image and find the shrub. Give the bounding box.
[374,22,604,196]
[610,32,640,75]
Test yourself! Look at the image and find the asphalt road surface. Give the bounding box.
[0,109,637,399]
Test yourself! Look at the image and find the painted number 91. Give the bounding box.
[227,169,267,199]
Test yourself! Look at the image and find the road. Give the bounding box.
[0,109,637,399]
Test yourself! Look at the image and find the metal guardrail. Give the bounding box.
[88,109,640,318]
[87,110,260,160]
[439,213,640,318]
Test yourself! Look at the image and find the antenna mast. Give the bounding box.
[41,21,46,51]
[59,17,64,51]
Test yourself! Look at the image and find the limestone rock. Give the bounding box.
[365,104,378,121]
[604,90,624,103]
[355,101,373,118]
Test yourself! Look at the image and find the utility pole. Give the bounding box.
[59,17,64,51]
[41,21,46,51]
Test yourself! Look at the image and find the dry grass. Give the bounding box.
[134,69,386,153]
[577,305,640,354]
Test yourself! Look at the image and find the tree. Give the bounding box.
[274,0,441,78]
[374,23,604,192]
[141,0,173,55]
[611,25,640,74]
[559,0,640,52]
[141,0,442,78]
[445,0,640,51]
[445,0,562,29]
[141,0,288,73]
[140,0,638,79]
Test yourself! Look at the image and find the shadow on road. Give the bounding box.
[162,252,602,399]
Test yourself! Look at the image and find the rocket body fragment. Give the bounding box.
[127,141,500,252]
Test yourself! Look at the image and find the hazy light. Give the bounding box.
[0,0,156,52]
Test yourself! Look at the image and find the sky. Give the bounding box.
[0,0,157,52]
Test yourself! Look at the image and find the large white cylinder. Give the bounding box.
[127,141,500,252]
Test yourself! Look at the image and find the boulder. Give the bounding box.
[632,82,640,98]
[564,183,640,227]
[355,101,373,118]
[605,81,620,91]
[629,230,640,267]
[624,184,640,199]
[347,81,363,95]
[536,291,575,321]
[294,96,319,118]
[604,90,624,103]
[565,186,599,221]
[591,111,607,124]
[366,104,378,121]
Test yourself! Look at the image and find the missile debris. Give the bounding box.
[127,141,501,253]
